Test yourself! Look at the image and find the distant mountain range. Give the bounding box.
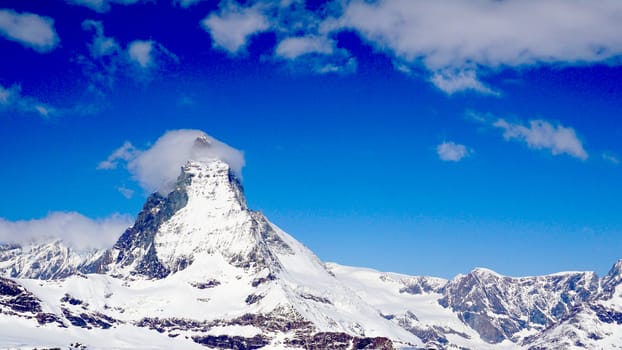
[1,151,621,349]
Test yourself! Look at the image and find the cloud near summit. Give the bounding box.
[99,130,245,194]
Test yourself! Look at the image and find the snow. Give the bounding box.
[0,317,205,349]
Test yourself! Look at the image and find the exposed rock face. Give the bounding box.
[397,276,446,295]
[601,259,622,299]
[91,175,190,279]
[0,276,63,327]
[524,260,622,349]
[192,334,270,350]
[286,332,394,350]
[438,268,599,343]
[0,277,42,314]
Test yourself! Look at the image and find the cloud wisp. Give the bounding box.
[430,70,500,96]
[602,152,620,165]
[80,20,178,94]
[0,212,132,251]
[0,83,56,117]
[97,141,139,170]
[437,141,471,162]
[493,119,588,160]
[99,130,245,194]
[0,9,59,53]
[175,0,204,8]
[66,0,141,13]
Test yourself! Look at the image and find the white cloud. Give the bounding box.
[325,0,622,93]
[493,119,588,160]
[97,141,138,169]
[430,70,499,96]
[66,0,141,13]
[275,35,357,74]
[0,9,59,53]
[276,36,334,59]
[333,0,622,69]
[437,141,471,162]
[0,212,132,250]
[202,3,270,53]
[0,83,56,117]
[602,152,620,165]
[99,130,245,194]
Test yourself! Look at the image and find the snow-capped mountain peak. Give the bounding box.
[179,159,247,211]
[98,158,260,279]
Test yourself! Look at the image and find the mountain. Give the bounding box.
[524,260,622,350]
[1,155,621,349]
[437,268,599,344]
[325,263,606,350]
[0,240,103,280]
[0,159,419,349]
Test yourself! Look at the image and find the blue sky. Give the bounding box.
[1,0,622,279]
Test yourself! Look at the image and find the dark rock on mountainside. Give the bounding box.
[190,279,221,289]
[192,334,270,350]
[86,175,190,279]
[591,304,622,324]
[0,277,42,314]
[286,332,394,350]
[601,259,622,299]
